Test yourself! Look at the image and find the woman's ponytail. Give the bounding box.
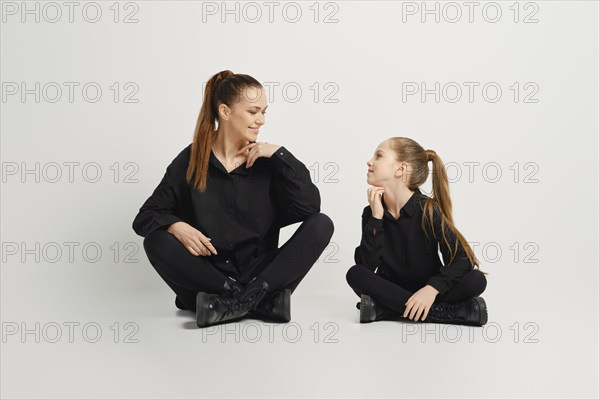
[186,70,261,192]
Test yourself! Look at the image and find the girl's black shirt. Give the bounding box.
[354,188,475,295]
[132,144,321,283]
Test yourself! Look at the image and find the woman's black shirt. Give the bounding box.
[132,144,321,282]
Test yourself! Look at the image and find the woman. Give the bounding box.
[346,137,488,326]
[132,70,334,328]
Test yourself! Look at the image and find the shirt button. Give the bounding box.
[229,222,234,227]
[228,244,234,249]
[225,259,230,263]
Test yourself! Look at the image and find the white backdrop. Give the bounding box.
[2,1,599,398]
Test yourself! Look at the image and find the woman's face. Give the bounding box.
[221,86,268,143]
[367,140,408,185]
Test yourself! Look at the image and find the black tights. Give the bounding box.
[143,213,334,310]
[346,264,487,313]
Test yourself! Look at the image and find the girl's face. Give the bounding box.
[367,140,409,186]
[220,86,268,143]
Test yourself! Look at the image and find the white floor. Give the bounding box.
[2,1,600,397]
[1,263,598,399]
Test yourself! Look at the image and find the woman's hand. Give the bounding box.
[403,285,440,321]
[367,186,385,219]
[167,221,218,257]
[237,142,281,168]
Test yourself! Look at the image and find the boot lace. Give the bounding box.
[220,287,265,318]
[429,302,462,320]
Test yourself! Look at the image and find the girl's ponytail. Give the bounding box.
[388,138,485,274]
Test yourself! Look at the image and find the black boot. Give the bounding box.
[223,276,244,296]
[196,277,270,328]
[247,289,291,323]
[425,297,488,326]
[359,294,401,323]
[175,276,243,311]
[224,277,291,322]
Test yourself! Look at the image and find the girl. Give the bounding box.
[346,137,488,326]
[133,70,334,328]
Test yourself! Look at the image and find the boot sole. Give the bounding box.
[196,292,211,328]
[281,289,291,322]
[475,296,488,326]
[359,294,373,323]
[278,289,292,323]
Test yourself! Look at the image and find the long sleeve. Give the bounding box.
[132,148,189,238]
[353,206,384,272]
[426,205,474,295]
[269,146,321,228]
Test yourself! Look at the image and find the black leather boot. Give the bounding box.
[176,276,243,311]
[425,296,488,326]
[196,277,270,328]
[247,289,291,323]
[223,276,244,296]
[223,277,291,322]
[359,294,401,323]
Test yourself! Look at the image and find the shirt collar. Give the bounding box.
[381,187,422,220]
[209,150,250,176]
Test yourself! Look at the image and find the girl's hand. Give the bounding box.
[167,221,218,257]
[403,285,440,321]
[237,142,281,168]
[367,186,385,219]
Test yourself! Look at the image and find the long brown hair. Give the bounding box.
[387,137,486,275]
[186,70,263,192]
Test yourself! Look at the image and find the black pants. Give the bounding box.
[346,264,487,313]
[143,213,335,311]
